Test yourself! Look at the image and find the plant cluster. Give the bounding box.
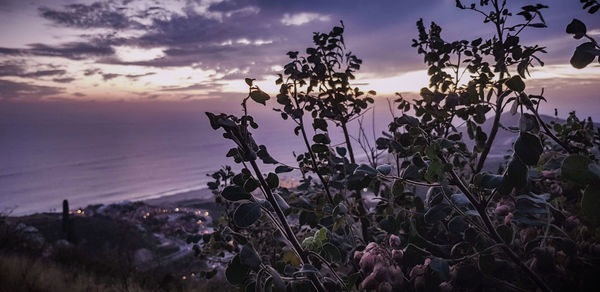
[195,1,600,291]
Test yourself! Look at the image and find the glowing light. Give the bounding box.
[175,208,180,212]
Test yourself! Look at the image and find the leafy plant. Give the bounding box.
[196,1,600,291]
[565,1,600,68]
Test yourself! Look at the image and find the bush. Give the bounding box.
[197,1,600,291]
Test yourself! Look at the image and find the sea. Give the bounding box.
[0,96,590,215]
[0,98,388,215]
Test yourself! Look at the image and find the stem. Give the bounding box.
[341,121,371,241]
[341,122,356,164]
[529,106,574,153]
[292,81,335,205]
[247,158,327,292]
[474,0,506,175]
[444,155,552,292]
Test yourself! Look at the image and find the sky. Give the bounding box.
[0,0,598,107]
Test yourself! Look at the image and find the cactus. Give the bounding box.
[62,199,72,242]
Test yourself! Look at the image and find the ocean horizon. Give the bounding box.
[1,97,594,215]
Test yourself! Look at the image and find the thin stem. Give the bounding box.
[442,154,552,292]
[341,121,356,164]
[291,81,335,205]
[247,158,327,292]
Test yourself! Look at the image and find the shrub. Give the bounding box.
[197,1,600,291]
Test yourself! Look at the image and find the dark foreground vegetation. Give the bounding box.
[0,200,235,291]
[200,1,600,292]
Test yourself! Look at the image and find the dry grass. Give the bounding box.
[0,253,144,292]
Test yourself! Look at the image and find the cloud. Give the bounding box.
[0,62,67,78]
[0,41,115,60]
[281,12,330,26]
[39,2,142,29]
[0,79,64,99]
[160,82,224,91]
[84,68,101,76]
[124,72,156,80]
[102,73,120,80]
[52,77,75,83]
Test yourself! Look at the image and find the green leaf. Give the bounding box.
[392,179,404,197]
[562,155,598,186]
[221,186,252,201]
[582,184,600,225]
[571,42,598,69]
[514,132,543,166]
[566,19,587,39]
[505,75,526,92]
[266,173,279,189]
[425,160,445,182]
[234,202,262,228]
[354,164,377,177]
[249,90,270,105]
[240,243,262,270]
[226,255,250,285]
[315,227,327,243]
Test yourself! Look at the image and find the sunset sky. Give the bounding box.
[0,0,598,107]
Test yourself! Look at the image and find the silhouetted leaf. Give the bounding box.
[514,132,543,166]
[250,90,270,105]
[275,165,294,173]
[506,158,528,190]
[392,179,404,197]
[234,202,262,228]
[354,164,377,176]
[429,258,450,281]
[240,243,261,270]
[376,164,392,175]
[566,19,587,39]
[226,255,250,285]
[266,173,279,189]
[571,42,598,69]
[221,186,252,201]
[424,204,452,224]
[505,76,525,92]
[582,184,600,225]
[561,155,598,185]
